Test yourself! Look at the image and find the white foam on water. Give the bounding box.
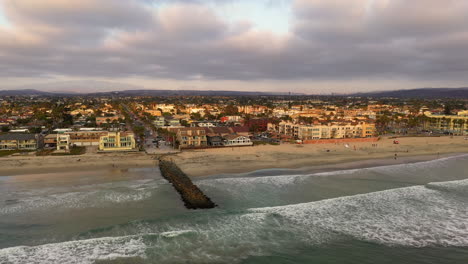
[426,178,468,194]
[250,179,468,247]
[198,174,306,188]
[0,235,147,264]
[198,154,468,189]
[160,230,197,238]
[1,179,161,215]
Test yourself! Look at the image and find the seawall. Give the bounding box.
[159,159,216,209]
[302,137,380,144]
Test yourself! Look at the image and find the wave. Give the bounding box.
[251,178,468,247]
[0,179,164,215]
[0,235,147,264]
[1,179,467,263]
[198,153,468,189]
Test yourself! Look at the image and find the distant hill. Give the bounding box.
[0,89,52,96]
[91,89,299,96]
[351,87,468,99]
[14,80,144,94]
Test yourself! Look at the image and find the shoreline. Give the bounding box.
[0,136,467,177]
[186,152,466,179]
[173,136,468,177]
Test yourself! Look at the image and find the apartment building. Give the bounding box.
[423,111,468,135]
[272,121,376,140]
[176,128,208,149]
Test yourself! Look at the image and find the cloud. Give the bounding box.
[0,0,468,91]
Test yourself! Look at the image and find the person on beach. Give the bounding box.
[394,153,397,160]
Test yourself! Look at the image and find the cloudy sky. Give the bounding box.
[1,0,468,93]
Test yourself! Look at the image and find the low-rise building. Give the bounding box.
[98,132,137,152]
[223,135,253,146]
[66,131,107,146]
[176,128,207,148]
[96,115,121,126]
[0,133,42,150]
[44,134,58,148]
[153,117,166,127]
[57,134,71,151]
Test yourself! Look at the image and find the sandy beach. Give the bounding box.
[0,152,157,176]
[0,136,467,177]
[172,136,468,177]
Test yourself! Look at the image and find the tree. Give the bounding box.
[444,104,452,115]
[1,126,10,132]
[224,104,239,115]
[180,120,189,127]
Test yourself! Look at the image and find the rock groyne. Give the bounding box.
[158,159,216,209]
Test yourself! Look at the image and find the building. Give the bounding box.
[44,134,58,148]
[206,134,224,146]
[0,133,42,150]
[145,109,162,117]
[220,116,243,123]
[223,135,253,146]
[272,121,376,140]
[176,128,208,148]
[153,117,166,127]
[98,132,137,152]
[57,134,71,151]
[96,115,121,126]
[66,131,107,146]
[191,121,220,128]
[423,111,468,135]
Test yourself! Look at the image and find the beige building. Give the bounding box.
[0,134,41,150]
[176,128,208,148]
[98,132,137,152]
[66,131,107,146]
[423,111,468,135]
[272,121,376,140]
[57,134,71,151]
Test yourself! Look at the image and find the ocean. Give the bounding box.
[0,154,467,264]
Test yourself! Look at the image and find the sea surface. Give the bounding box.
[0,154,468,264]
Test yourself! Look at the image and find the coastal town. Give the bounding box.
[1,94,467,156]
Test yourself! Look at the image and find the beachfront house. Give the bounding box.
[98,132,137,152]
[44,134,58,148]
[206,133,224,146]
[66,131,107,146]
[176,128,208,148]
[0,133,42,150]
[57,134,71,151]
[223,135,253,146]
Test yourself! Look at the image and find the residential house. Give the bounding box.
[153,117,166,127]
[0,133,42,150]
[223,135,253,146]
[66,131,107,146]
[96,115,121,126]
[44,134,58,148]
[57,134,71,151]
[98,132,137,152]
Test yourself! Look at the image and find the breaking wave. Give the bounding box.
[2,178,467,263]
